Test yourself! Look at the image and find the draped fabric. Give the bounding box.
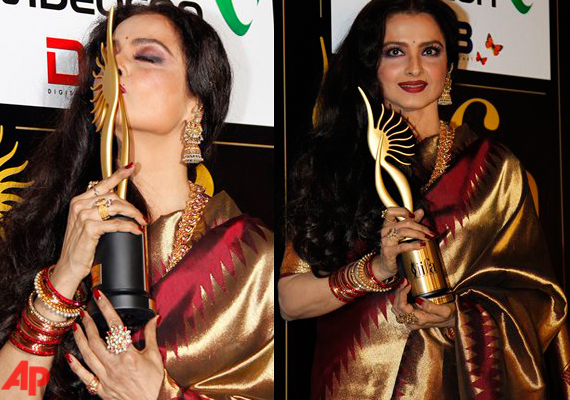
[282,125,569,400]
[134,192,274,400]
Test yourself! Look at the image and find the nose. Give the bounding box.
[405,54,422,77]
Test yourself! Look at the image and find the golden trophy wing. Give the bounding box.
[357,87,414,214]
[91,6,130,199]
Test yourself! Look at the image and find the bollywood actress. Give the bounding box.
[0,4,273,399]
[280,0,567,399]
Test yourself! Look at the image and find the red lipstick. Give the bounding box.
[398,80,427,93]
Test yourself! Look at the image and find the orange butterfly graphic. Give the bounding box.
[476,51,487,65]
[485,33,504,56]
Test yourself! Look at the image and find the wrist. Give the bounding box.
[371,256,395,281]
[51,262,85,299]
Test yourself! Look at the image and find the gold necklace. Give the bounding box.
[422,121,455,193]
[166,181,209,273]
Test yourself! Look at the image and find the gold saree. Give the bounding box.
[134,192,274,400]
[282,125,569,400]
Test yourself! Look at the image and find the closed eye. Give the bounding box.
[134,55,162,64]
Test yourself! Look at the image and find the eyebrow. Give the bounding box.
[383,40,445,48]
[113,38,173,56]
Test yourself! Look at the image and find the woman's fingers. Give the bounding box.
[143,315,161,356]
[383,207,415,222]
[71,322,107,379]
[83,218,143,240]
[80,311,114,362]
[381,219,434,239]
[416,299,455,319]
[77,197,146,226]
[75,163,135,201]
[66,354,106,397]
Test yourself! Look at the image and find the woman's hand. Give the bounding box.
[391,278,456,330]
[54,165,148,286]
[67,290,164,400]
[372,208,436,280]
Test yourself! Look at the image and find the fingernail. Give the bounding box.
[65,354,73,364]
[409,212,415,218]
[143,216,149,224]
[93,289,102,301]
[125,162,134,169]
[139,225,145,233]
[157,315,162,325]
[415,297,424,306]
[419,242,426,247]
[72,322,78,332]
[429,231,437,237]
[79,310,85,318]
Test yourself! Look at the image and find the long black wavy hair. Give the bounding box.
[287,0,459,274]
[0,3,231,398]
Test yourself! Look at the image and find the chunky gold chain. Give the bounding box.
[422,121,455,193]
[166,181,209,273]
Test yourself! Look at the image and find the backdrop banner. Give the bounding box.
[330,0,549,80]
[0,0,274,127]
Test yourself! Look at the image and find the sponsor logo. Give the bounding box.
[216,0,259,36]
[511,0,532,14]
[46,37,84,86]
[1,361,50,396]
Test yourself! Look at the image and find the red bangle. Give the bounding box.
[9,330,56,356]
[42,267,84,307]
[364,255,401,288]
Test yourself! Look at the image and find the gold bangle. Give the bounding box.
[28,293,75,328]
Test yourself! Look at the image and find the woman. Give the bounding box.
[0,4,273,399]
[279,0,567,399]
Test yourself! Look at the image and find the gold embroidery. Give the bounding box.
[422,121,455,193]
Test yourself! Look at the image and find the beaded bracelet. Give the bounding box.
[27,293,74,328]
[34,268,84,318]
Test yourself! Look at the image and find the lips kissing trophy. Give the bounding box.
[87,7,155,330]
[358,87,454,305]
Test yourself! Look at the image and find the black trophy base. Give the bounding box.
[89,215,155,334]
[87,291,155,334]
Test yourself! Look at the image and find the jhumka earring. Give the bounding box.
[438,64,453,106]
[182,106,204,164]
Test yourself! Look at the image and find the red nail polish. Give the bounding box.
[139,225,145,233]
[143,216,149,224]
[415,297,424,306]
[79,310,85,318]
[93,289,102,301]
[157,315,162,325]
[125,162,134,169]
[72,322,78,332]
[65,354,73,364]
[429,231,437,237]
[420,242,426,247]
[409,212,415,218]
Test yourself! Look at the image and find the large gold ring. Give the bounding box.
[94,198,112,221]
[105,324,132,354]
[86,376,100,395]
[87,181,100,196]
[396,312,418,325]
[387,227,399,241]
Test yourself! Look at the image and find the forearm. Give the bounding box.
[0,340,55,399]
[278,272,344,320]
[0,266,83,399]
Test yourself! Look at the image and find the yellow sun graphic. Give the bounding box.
[0,125,32,222]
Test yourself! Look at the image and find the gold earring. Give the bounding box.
[181,106,204,164]
[438,64,453,106]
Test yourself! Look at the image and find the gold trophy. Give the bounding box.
[87,7,155,330]
[358,87,454,305]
